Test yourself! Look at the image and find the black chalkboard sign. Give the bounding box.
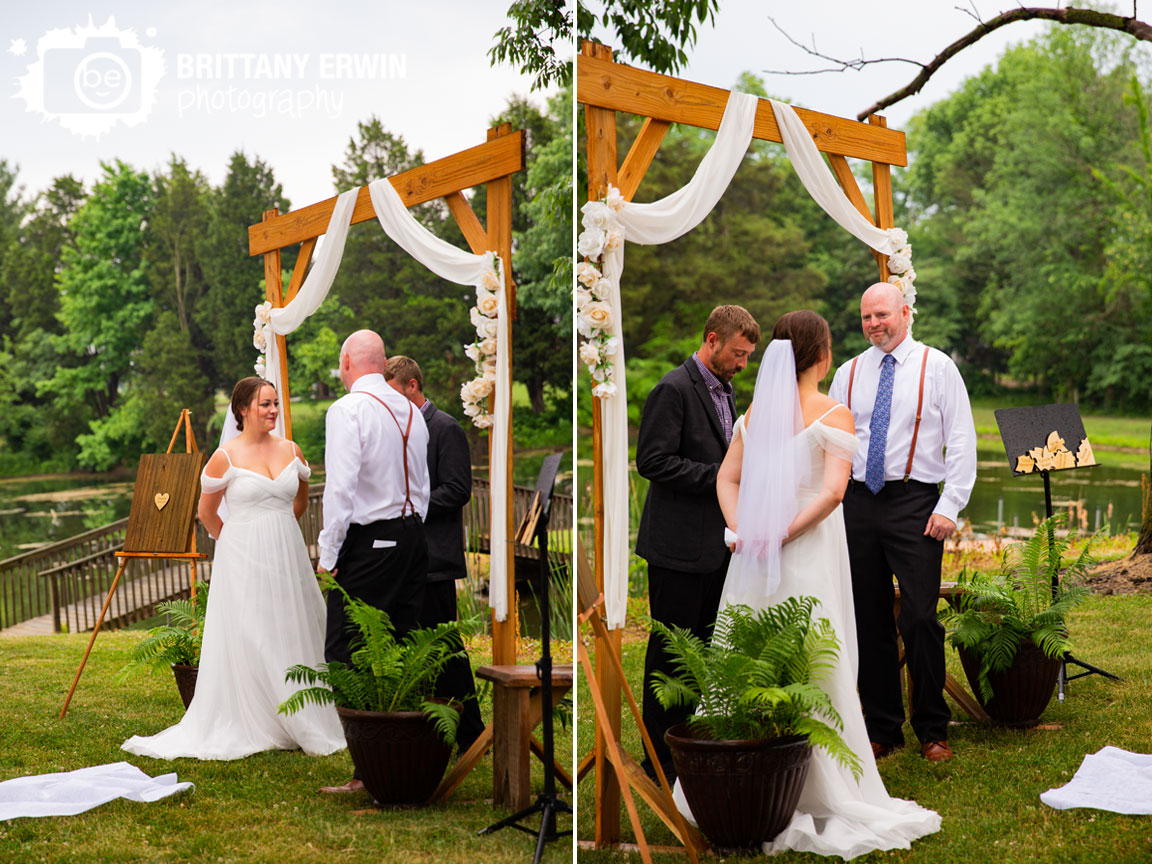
[994,403,1097,476]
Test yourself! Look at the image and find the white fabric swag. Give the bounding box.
[594,92,908,628]
[0,762,192,820]
[228,180,513,621]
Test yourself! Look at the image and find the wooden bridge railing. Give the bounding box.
[0,479,572,635]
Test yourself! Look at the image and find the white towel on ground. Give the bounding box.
[1041,746,1152,814]
[0,762,193,820]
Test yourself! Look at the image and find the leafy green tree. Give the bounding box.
[195,152,289,388]
[45,161,155,420]
[903,26,1146,404]
[149,155,210,333]
[577,0,718,74]
[0,160,29,338]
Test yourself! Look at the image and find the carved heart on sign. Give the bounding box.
[154,493,170,511]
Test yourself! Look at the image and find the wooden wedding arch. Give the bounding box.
[246,123,523,664]
[577,41,908,856]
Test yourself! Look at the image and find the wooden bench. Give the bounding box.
[475,663,574,811]
[893,581,989,723]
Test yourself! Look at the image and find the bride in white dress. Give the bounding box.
[675,311,940,859]
[123,377,344,761]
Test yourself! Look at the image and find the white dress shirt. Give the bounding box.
[317,373,431,570]
[829,337,977,524]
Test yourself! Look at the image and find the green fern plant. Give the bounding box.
[650,597,861,779]
[278,578,475,745]
[939,514,1093,702]
[117,584,209,678]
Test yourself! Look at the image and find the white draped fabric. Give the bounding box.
[222,181,513,621]
[592,94,910,629]
[0,763,192,820]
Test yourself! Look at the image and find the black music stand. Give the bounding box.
[995,404,1121,700]
[479,452,571,862]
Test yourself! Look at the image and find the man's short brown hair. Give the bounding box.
[702,305,760,346]
[383,355,423,391]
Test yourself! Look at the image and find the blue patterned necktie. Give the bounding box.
[865,353,896,494]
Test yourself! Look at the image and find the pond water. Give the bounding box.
[964,445,1144,536]
[0,474,134,561]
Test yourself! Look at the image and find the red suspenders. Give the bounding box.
[356,390,415,517]
[846,348,930,482]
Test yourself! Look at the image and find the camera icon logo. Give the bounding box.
[14,16,165,138]
[44,37,142,114]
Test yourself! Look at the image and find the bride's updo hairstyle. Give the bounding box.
[231,376,274,431]
[771,310,831,378]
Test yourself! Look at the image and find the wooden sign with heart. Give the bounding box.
[124,451,207,553]
[154,492,170,511]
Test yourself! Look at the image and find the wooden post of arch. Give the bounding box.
[577,41,907,850]
[249,126,524,663]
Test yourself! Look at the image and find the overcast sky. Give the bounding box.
[589,0,1066,131]
[2,1,560,210]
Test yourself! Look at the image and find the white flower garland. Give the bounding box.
[253,300,273,379]
[883,226,918,331]
[250,254,503,429]
[459,252,503,428]
[576,185,625,398]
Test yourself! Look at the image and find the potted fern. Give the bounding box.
[940,514,1093,727]
[118,584,209,709]
[651,597,860,852]
[278,579,470,805]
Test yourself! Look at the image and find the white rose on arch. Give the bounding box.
[577,261,600,286]
[604,185,625,211]
[887,252,912,275]
[577,228,605,260]
[581,301,613,334]
[254,301,273,325]
[581,200,613,232]
[475,317,498,340]
[590,278,612,301]
[592,380,617,398]
[603,227,624,252]
[886,227,908,249]
[253,330,267,351]
[479,337,497,356]
[579,341,601,367]
[476,290,500,318]
[481,269,502,293]
[464,342,480,362]
[575,287,592,309]
[473,414,494,429]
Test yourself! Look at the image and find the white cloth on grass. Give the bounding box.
[1041,746,1152,814]
[0,762,192,820]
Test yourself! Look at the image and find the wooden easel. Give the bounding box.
[575,541,705,862]
[59,410,209,718]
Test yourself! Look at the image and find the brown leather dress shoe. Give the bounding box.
[921,741,954,762]
[318,778,365,794]
[870,741,904,760]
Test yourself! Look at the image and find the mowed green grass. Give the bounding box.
[0,633,573,864]
[576,593,1152,864]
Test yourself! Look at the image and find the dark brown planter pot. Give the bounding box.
[171,663,198,710]
[959,639,1062,728]
[336,706,452,806]
[666,723,811,853]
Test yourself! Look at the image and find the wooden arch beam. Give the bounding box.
[577,48,906,167]
[247,130,525,256]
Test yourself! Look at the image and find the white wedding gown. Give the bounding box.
[123,456,345,760]
[675,411,941,859]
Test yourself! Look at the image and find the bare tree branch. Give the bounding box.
[762,15,925,76]
[766,7,1152,122]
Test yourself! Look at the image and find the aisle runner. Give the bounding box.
[0,762,192,820]
[1041,746,1152,814]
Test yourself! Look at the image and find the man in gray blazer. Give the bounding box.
[635,305,760,783]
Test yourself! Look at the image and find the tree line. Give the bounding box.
[0,87,572,475]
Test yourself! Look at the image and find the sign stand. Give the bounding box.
[59,410,209,718]
[995,403,1122,701]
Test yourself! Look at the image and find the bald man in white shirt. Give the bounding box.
[317,330,431,664]
[829,283,977,764]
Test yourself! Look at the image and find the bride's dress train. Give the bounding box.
[674,411,940,859]
[123,456,344,761]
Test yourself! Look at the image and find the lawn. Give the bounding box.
[575,591,1152,863]
[0,633,573,864]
